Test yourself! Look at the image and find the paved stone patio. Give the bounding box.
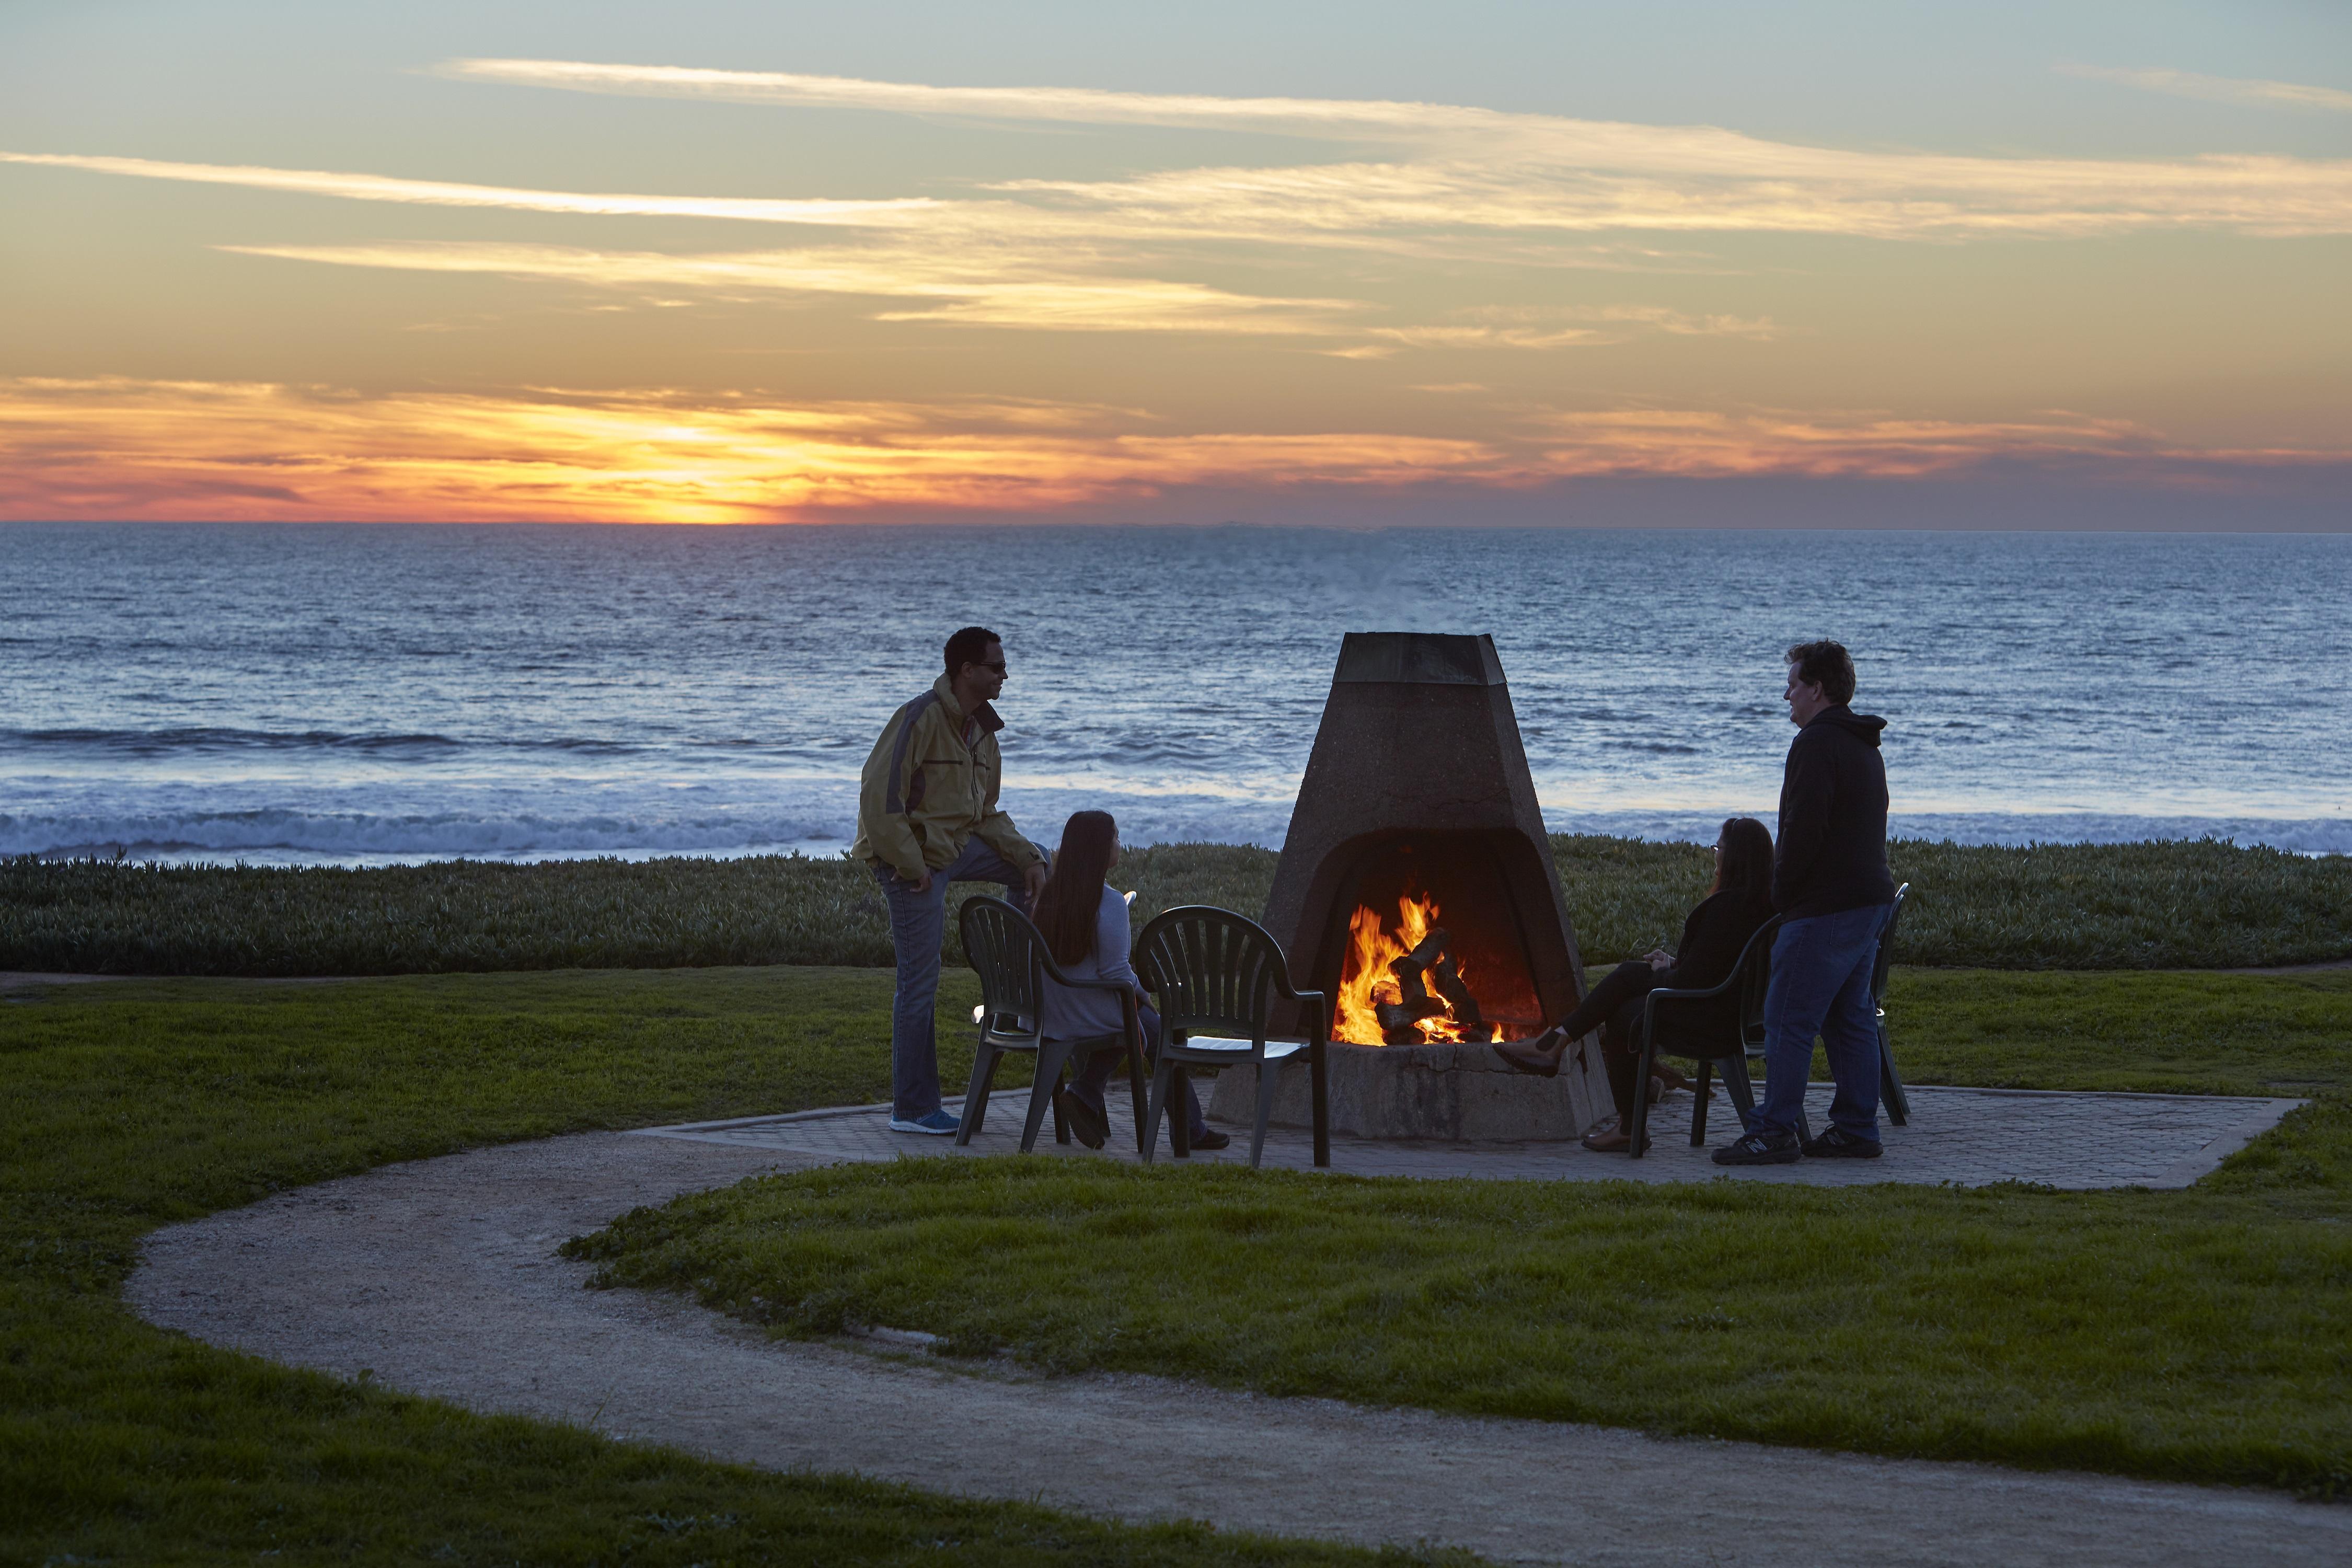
[637,1081,2299,1190]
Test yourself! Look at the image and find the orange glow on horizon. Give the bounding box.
[1,377,2338,524]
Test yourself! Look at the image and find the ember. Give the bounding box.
[1333,890,1500,1046]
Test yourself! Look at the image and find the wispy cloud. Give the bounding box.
[0,151,932,225]
[13,61,2351,343]
[432,58,1516,141]
[222,240,1775,348]
[221,240,1361,335]
[1370,304,1775,350]
[1529,407,2156,478]
[34,64,2341,257]
[2060,65,2352,116]
[444,57,2352,238]
[3,378,2337,524]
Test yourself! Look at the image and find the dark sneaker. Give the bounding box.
[1802,1126,1882,1159]
[1056,1088,1108,1150]
[887,1109,961,1136]
[1188,1128,1232,1151]
[1712,1128,1801,1166]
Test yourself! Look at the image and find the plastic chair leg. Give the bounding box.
[1309,1038,1330,1168]
[1720,1053,1759,1133]
[1878,1014,1910,1126]
[1628,1035,1657,1158]
[956,1047,1001,1145]
[1250,1059,1279,1169]
[1170,1066,1193,1159]
[1691,1057,1713,1145]
[1123,1037,1150,1155]
[1022,1040,1075,1154]
[1139,1056,1177,1166]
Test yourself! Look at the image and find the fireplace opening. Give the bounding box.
[1319,831,1547,1047]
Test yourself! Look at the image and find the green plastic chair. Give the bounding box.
[956,896,1148,1154]
[1628,915,1813,1156]
[1132,905,1329,1169]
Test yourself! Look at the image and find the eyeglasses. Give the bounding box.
[975,661,1007,675]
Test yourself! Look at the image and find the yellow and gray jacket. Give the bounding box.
[852,674,1042,881]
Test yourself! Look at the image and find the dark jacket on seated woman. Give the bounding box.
[1642,887,1774,1045]
[1502,816,1777,1134]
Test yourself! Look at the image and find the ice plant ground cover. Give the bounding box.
[6,835,2349,976]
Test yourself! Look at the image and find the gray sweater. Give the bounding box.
[1040,883,1140,1041]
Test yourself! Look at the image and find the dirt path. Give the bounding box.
[128,1132,2349,1568]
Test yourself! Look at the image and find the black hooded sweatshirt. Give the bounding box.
[1772,705,1898,919]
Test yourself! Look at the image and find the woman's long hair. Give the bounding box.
[1031,810,1119,967]
[1710,816,1774,907]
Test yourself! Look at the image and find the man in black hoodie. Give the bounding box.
[1715,639,1899,1166]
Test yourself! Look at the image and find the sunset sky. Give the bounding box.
[3,1,2347,526]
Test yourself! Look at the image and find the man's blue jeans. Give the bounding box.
[874,836,1035,1121]
[1751,902,1894,1143]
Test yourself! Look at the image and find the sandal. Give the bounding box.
[1579,1117,1652,1155]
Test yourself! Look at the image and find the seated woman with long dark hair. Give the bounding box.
[1032,810,1227,1152]
[1495,816,1776,1152]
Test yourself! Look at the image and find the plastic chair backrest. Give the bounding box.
[1869,883,1910,1006]
[959,896,1043,1042]
[1736,915,1786,1051]
[1133,905,1288,1050]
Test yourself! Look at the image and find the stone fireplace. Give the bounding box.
[1205,632,1610,1142]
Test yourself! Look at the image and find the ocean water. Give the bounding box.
[3,523,2347,865]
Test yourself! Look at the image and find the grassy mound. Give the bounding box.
[572,1137,2352,1497]
[552,964,2352,1496]
[6,836,2348,977]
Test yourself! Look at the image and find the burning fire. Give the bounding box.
[1333,891,1488,1046]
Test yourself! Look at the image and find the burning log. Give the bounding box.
[1393,928,1449,976]
[1376,994,1450,1042]
[1428,955,1495,1042]
[1370,926,1499,1044]
[1379,930,1454,1042]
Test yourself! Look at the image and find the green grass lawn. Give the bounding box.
[1885,967,2352,1096]
[7,963,2349,1564]
[0,969,1458,1567]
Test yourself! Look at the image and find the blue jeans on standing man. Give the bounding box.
[1750,902,1894,1144]
[874,835,1039,1122]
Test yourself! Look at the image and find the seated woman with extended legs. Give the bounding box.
[1495,817,1776,1152]
[1032,810,1227,1152]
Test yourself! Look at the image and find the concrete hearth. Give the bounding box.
[1205,1039,1600,1144]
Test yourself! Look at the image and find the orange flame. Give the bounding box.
[1332,891,1480,1046]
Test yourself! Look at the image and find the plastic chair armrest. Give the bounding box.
[1646,969,1743,1006]
[1043,973,1134,995]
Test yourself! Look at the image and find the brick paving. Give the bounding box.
[635,1080,2299,1190]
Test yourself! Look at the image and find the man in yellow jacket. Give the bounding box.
[854,626,1048,1134]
